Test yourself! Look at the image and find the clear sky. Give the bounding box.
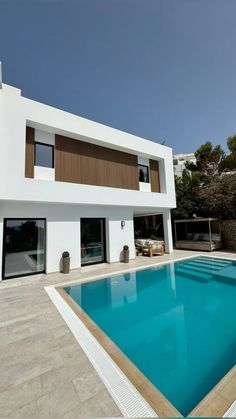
[1,0,236,153]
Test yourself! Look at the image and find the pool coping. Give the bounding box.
[45,285,158,418]
[46,254,236,417]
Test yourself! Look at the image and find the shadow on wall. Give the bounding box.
[119,250,124,262]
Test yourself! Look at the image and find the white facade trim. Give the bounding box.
[34,166,55,181]
[139,182,151,192]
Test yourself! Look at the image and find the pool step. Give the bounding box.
[196,257,232,269]
[177,262,217,276]
[189,258,232,270]
[183,260,232,275]
[213,266,236,285]
[175,266,211,281]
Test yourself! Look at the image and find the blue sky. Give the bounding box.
[1,0,236,153]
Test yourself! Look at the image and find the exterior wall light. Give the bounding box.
[121,220,125,229]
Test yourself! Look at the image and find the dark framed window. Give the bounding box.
[2,218,46,280]
[35,142,54,168]
[138,164,149,183]
[81,218,106,266]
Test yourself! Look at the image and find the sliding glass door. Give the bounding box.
[81,218,106,266]
[2,219,46,279]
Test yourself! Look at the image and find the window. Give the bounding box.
[2,219,46,279]
[173,159,178,165]
[35,142,54,168]
[138,164,149,183]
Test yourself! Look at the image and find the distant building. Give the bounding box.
[173,153,196,177]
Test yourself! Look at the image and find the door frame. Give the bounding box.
[2,218,46,280]
[80,217,107,267]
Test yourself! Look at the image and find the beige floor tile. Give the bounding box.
[0,376,42,416]
[16,383,80,417]
[72,370,105,403]
[65,388,121,417]
[10,399,40,417]
[39,365,81,394]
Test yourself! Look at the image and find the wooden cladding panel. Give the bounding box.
[25,127,35,178]
[55,135,139,190]
[150,159,160,192]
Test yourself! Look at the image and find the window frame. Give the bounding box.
[2,218,46,280]
[34,141,55,169]
[81,218,107,267]
[138,164,150,183]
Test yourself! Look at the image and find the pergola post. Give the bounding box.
[209,218,212,251]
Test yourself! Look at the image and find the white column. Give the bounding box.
[163,210,173,253]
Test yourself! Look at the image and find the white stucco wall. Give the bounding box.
[0,83,176,280]
[0,84,176,210]
[0,201,135,280]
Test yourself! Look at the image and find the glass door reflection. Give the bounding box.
[3,219,46,279]
[81,218,106,266]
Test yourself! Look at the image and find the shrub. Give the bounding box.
[62,251,70,258]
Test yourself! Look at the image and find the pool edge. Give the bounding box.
[45,284,160,418]
[56,286,181,418]
[46,254,236,418]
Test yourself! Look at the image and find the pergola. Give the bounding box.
[174,218,222,251]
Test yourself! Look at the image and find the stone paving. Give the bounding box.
[0,249,235,417]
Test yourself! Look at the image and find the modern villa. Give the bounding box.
[1,82,236,418]
[0,82,176,281]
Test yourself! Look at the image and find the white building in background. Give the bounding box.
[0,82,176,280]
[173,153,196,177]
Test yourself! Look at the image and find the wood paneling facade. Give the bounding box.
[150,159,160,192]
[55,135,139,190]
[25,127,35,178]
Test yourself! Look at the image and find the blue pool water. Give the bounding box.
[64,256,236,416]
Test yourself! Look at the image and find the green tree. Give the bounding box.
[221,135,236,171]
[194,142,225,177]
[173,138,236,220]
[172,169,203,219]
[227,135,236,155]
[200,173,236,219]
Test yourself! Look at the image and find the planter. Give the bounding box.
[123,246,129,263]
[62,251,70,274]
[62,257,70,273]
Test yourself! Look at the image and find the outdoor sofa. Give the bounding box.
[135,239,165,257]
[175,233,222,251]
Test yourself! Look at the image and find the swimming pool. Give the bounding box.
[64,256,236,416]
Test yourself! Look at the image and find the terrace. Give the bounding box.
[0,249,235,418]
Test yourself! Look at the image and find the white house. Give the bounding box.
[173,153,196,177]
[0,83,176,280]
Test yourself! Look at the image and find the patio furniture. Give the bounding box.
[135,239,165,256]
[174,218,222,251]
[142,243,164,257]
